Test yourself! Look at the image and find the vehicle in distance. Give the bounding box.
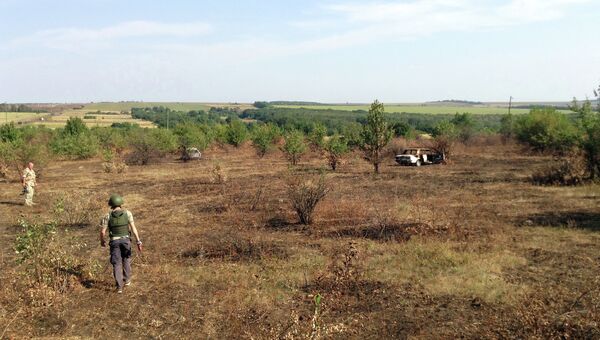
[395,148,443,166]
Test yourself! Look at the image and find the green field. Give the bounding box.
[0,112,45,123]
[274,104,569,115]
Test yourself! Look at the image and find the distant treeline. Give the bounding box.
[428,99,484,105]
[131,106,239,127]
[240,106,507,134]
[0,103,44,113]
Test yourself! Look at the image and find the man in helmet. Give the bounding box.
[99,194,142,293]
[21,162,36,206]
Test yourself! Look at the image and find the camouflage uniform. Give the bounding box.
[22,167,36,206]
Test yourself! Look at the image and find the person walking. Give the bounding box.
[99,194,143,293]
[21,162,36,206]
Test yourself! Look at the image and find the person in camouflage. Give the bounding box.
[21,162,36,206]
[99,194,143,293]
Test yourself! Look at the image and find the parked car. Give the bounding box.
[395,148,443,166]
[180,147,202,162]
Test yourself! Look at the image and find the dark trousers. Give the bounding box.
[109,238,132,289]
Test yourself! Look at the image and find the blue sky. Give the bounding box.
[1,0,599,103]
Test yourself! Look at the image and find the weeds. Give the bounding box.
[52,191,105,227]
[531,154,586,186]
[14,219,101,294]
[287,173,330,225]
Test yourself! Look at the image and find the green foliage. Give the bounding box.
[342,122,363,148]
[253,101,270,109]
[14,218,100,291]
[572,95,600,179]
[251,123,281,157]
[451,112,476,142]
[500,113,515,140]
[282,130,307,166]
[226,120,249,147]
[126,128,178,165]
[63,117,88,136]
[174,123,209,150]
[360,100,393,174]
[51,133,99,160]
[14,219,57,264]
[308,122,327,149]
[515,108,578,154]
[324,134,349,171]
[0,122,21,142]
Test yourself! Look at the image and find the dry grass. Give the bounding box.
[0,142,598,338]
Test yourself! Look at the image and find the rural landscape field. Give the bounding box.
[1,96,600,338]
[2,0,600,338]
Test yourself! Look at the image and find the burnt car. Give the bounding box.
[395,148,443,166]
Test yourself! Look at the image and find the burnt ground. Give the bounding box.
[0,142,599,339]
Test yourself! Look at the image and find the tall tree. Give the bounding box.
[360,100,393,174]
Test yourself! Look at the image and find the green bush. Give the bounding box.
[251,123,281,157]
[226,120,249,147]
[126,128,177,165]
[51,133,99,160]
[324,135,349,171]
[282,130,307,166]
[308,122,327,150]
[174,123,209,150]
[515,108,578,154]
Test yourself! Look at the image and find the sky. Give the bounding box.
[1,0,599,103]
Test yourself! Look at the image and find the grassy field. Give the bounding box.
[83,102,253,112]
[274,104,560,115]
[0,141,598,338]
[0,112,47,124]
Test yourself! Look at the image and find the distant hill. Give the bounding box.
[269,101,324,106]
[426,100,484,106]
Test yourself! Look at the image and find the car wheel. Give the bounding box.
[415,160,422,167]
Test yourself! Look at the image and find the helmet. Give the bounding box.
[108,194,124,208]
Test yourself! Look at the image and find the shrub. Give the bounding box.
[173,123,209,151]
[308,122,327,150]
[282,130,307,166]
[51,133,99,160]
[63,117,88,136]
[531,154,586,186]
[515,108,578,154]
[251,123,280,157]
[324,135,348,171]
[52,191,106,227]
[287,173,329,225]
[431,120,457,161]
[226,120,248,147]
[211,163,227,184]
[14,219,100,292]
[126,128,177,165]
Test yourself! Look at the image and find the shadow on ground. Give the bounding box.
[522,211,600,231]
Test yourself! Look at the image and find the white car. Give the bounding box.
[395,148,443,166]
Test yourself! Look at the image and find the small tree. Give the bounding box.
[360,100,393,174]
[572,93,600,180]
[451,112,476,143]
[63,117,88,136]
[282,130,307,166]
[251,123,280,157]
[431,120,457,162]
[226,120,248,147]
[308,122,327,150]
[324,135,349,171]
